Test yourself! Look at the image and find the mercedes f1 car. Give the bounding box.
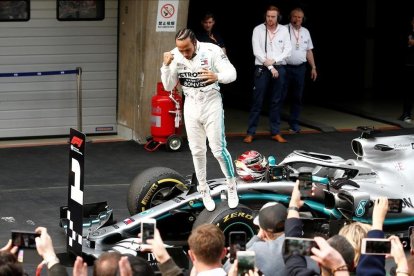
[61,127,414,270]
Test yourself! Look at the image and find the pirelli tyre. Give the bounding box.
[127,167,188,215]
[192,202,257,243]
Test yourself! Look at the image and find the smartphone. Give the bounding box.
[11,230,39,249]
[284,237,318,256]
[388,199,403,213]
[268,165,285,181]
[141,218,156,244]
[237,250,255,276]
[298,172,313,197]
[229,231,247,263]
[361,238,391,255]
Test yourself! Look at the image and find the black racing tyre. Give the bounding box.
[192,202,257,244]
[166,134,183,152]
[127,167,188,215]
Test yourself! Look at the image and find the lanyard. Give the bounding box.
[288,24,300,49]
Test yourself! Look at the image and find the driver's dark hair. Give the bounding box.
[175,28,196,43]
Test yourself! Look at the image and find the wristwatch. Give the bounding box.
[44,255,60,269]
[287,206,299,212]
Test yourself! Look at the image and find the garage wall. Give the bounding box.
[0,0,118,138]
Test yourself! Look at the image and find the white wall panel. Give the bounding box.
[0,0,118,138]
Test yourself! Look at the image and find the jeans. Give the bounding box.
[285,63,306,131]
[247,65,287,135]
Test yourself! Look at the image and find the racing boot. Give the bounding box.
[198,186,215,211]
[227,178,239,209]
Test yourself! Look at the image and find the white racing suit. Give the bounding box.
[160,41,237,190]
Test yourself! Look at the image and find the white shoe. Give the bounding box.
[199,188,215,211]
[227,184,239,209]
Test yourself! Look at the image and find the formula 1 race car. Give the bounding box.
[60,127,414,270]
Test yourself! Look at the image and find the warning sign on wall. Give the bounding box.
[156,0,179,32]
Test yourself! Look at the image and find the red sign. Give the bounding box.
[160,4,174,18]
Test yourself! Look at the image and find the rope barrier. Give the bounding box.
[0,69,78,78]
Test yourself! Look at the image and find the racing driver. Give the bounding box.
[160,28,238,211]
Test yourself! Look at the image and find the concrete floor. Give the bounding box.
[0,106,412,274]
[225,99,413,136]
[0,99,412,149]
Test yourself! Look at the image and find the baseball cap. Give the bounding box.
[253,202,287,233]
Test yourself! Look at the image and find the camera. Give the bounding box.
[361,238,391,255]
[283,237,318,256]
[229,231,246,264]
[11,230,39,249]
[141,218,156,244]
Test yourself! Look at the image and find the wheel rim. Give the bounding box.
[149,187,172,206]
[169,138,181,151]
[149,186,180,207]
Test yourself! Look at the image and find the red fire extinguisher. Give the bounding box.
[144,82,183,152]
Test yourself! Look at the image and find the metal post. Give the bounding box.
[76,67,83,132]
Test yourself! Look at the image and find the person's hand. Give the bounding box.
[73,256,88,276]
[35,226,60,269]
[263,59,275,67]
[118,256,132,276]
[247,268,261,276]
[228,259,238,276]
[199,68,218,84]
[227,259,261,276]
[270,67,279,78]
[288,180,304,218]
[1,239,18,254]
[310,237,347,272]
[310,68,317,81]
[140,228,171,264]
[372,197,388,230]
[163,52,174,66]
[291,180,303,207]
[387,235,408,273]
[241,268,261,276]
